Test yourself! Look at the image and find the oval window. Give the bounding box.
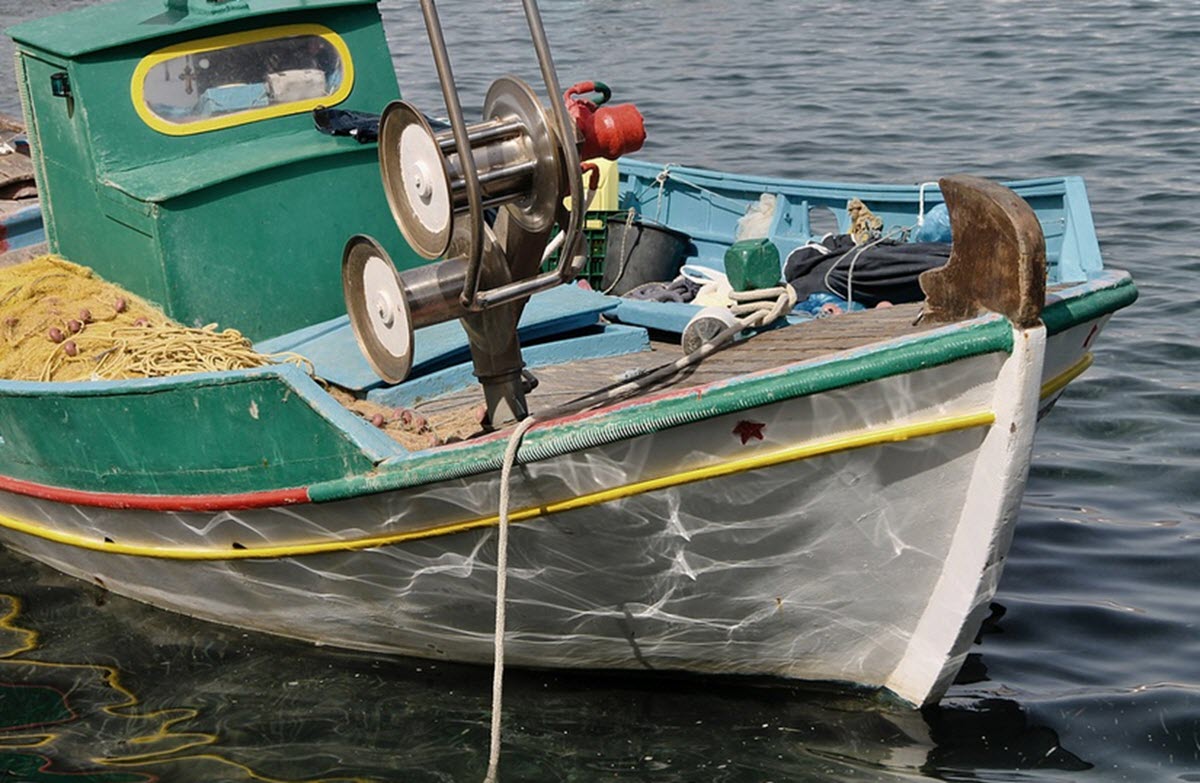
[132,24,354,135]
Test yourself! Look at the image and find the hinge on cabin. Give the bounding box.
[50,72,70,99]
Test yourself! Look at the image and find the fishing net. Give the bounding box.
[0,255,483,448]
[0,255,307,382]
[325,385,485,451]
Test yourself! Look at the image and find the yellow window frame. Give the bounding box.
[131,23,355,136]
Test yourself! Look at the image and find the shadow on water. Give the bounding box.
[0,550,1089,783]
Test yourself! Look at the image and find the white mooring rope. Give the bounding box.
[482,282,794,780]
[483,414,538,783]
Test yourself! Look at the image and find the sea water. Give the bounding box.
[0,1,1196,780]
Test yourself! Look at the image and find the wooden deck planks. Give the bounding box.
[414,303,938,419]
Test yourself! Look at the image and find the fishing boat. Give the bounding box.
[0,0,1135,709]
[0,114,42,266]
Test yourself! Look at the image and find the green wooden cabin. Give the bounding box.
[8,0,420,341]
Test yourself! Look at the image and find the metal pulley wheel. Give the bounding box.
[377,76,565,261]
[681,307,742,354]
[378,103,455,260]
[481,75,563,235]
[342,235,414,383]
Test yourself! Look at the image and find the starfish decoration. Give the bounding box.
[732,419,765,445]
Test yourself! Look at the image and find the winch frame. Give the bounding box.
[416,0,585,313]
[343,0,594,429]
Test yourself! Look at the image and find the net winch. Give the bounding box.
[343,0,644,428]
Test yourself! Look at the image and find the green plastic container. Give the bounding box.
[724,238,782,292]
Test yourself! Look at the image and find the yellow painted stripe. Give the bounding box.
[0,411,995,561]
[1040,352,1094,400]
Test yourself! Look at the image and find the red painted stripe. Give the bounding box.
[0,473,310,511]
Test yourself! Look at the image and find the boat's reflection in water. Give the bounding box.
[0,557,1089,782]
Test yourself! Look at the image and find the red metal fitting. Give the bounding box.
[581,161,601,192]
[564,81,646,161]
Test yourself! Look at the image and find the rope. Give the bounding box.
[564,283,797,410]
[478,279,795,780]
[483,414,538,783]
[917,181,939,227]
[600,208,638,295]
[652,164,750,213]
[728,285,798,323]
[821,228,905,310]
[653,163,675,223]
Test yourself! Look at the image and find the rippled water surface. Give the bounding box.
[1,0,1197,780]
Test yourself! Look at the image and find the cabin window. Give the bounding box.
[131,24,354,135]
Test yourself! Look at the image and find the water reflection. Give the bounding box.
[0,552,1089,782]
[924,699,1090,776]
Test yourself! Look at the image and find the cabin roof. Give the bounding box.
[6,0,378,58]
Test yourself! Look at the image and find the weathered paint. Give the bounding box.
[0,351,1021,707]
[0,203,45,253]
[367,324,651,410]
[0,410,995,557]
[0,473,308,511]
[7,0,383,59]
[886,322,1046,704]
[1042,273,1138,335]
[0,272,1133,506]
[258,284,623,393]
[9,0,418,341]
[311,314,1018,502]
[0,365,394,495]
[615,158,1102,284]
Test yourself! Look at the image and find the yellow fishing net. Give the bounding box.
[0,255,302,382]
[0,255,482,448]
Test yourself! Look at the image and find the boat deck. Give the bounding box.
[415,302,935,420]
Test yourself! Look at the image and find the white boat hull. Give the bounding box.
[0,321,1046,706]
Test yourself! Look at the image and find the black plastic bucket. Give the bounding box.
[601,216,690,295]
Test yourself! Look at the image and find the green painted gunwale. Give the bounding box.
[1043,274,1139,335]
[311,271,1137,502]
[0,272,1135,503]
[0,365,396,495]
[309,314,1016,503]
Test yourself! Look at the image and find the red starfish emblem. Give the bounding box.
[732,420,765,445]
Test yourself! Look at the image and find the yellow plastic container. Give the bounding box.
[565,157,620,213]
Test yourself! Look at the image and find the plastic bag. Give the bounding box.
[911,203,952,243]
[735,193,777,241]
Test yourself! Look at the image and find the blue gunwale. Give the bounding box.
[616,159,1102,284]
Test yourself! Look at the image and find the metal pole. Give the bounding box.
[519,0,585,282]
[417,0,485,308]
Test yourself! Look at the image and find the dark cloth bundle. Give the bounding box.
[312,107,380,143]
[312,108,449,144]
[784,234,951,308]
[622,276,701,303]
